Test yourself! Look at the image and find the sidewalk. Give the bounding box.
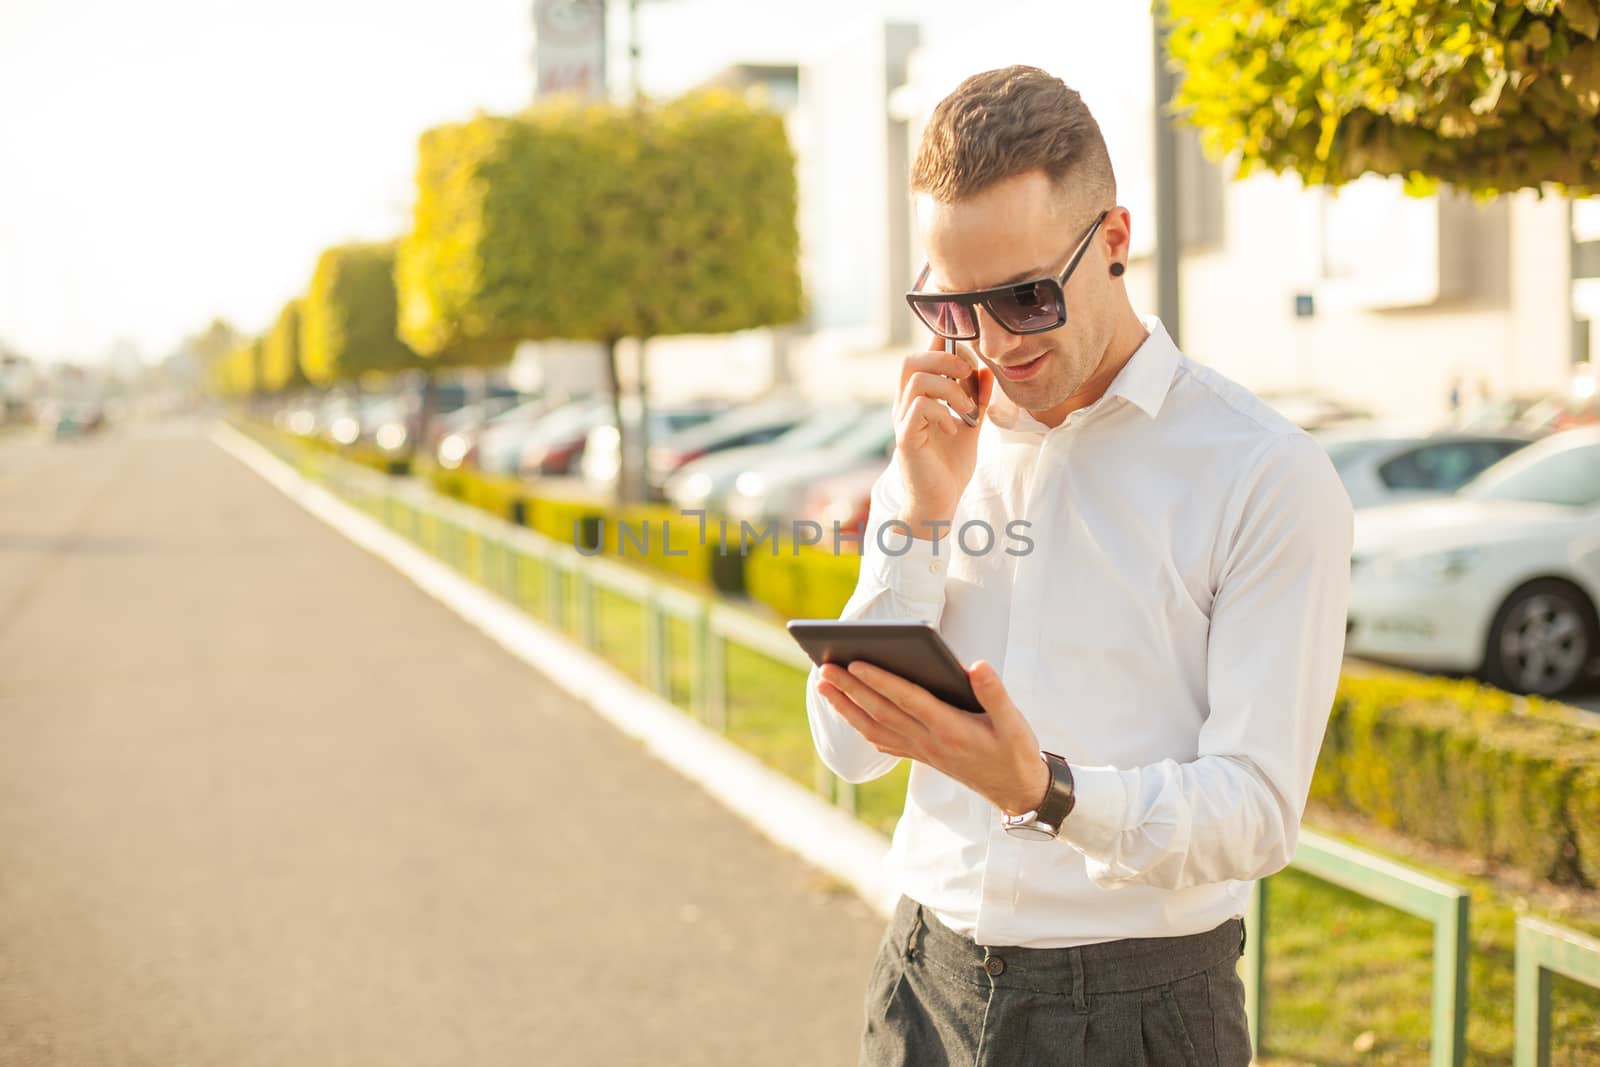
[0,420,886,1067]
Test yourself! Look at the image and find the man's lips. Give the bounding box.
[997,353,1047,381]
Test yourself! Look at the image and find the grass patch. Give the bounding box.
[594,587,646,684]
[665,616,695,710]
[725,643,816,788]
[1259,862,1600,1065]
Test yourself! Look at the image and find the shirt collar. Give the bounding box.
[1109,315,1182,419]
[988,314,1181,434]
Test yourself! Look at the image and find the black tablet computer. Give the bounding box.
[786,619,985,714]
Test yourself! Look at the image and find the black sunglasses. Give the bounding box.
[904,210,1110,341]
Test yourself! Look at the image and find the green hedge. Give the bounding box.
[745,538,863,620]
[288,429,412,476]
[1313,673,1600,886]
[1573,764,1600,886]
[429,465,869,613]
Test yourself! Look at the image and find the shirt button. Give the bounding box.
[928,559,944,574]
[983,956,1006,977]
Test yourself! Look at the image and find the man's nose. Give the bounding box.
[975,305,1027,363]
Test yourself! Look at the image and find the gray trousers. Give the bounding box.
[859,896,1253,1066]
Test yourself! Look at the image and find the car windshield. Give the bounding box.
[1462,438,1600,507]
[656,407,726,434]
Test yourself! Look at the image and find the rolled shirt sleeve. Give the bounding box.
[1055,433,1354,890]
[803,458,951,784]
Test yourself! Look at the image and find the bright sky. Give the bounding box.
[0,0,1151,365]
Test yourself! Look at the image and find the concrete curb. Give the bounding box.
[209,421,898,919]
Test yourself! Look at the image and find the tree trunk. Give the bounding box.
[417,371,437,466]
[603,337,630,505]
[770,325,794,389]
[633,336,651,505]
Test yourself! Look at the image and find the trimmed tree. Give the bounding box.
[301,242,420,386]
[397,88,804,501]
[1163,0,1600,197]
[261,298,308,394]
[213,339,261,398]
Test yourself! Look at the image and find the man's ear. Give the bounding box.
[1104,206,1132,267]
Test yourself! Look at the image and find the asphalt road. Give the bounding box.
[0,419,886,1067]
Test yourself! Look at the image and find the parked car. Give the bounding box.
[663,402,889,515]
[431,396,527,469]
[357,394,417,454]
[323,394,390,446]
[1453,393,1554,436]
[725,411,897,527]
[1259,390,1375,432]
[1346,426,1600,696]
[1315,429,1531,509]
[1466,369,1600,438]
[45,400,106,439]
[639,397,818,498]
[466,397,574,475]
[798,461,885,540]
[578,400,735,490]
[279,392,325,436]
[514,398,621,479]
[357,380,511,458]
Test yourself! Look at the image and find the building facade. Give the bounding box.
[637,3,1588,428]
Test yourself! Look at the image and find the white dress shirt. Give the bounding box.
[804,316,1353,948]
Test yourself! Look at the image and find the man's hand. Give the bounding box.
[816,658,1051,816]
[894,334,994,533]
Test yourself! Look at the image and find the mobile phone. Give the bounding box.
[947,335,981,427]
[788,619,985,714]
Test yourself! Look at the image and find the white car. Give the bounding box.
[1317,430,1530,509]
[1346,427,1600,696]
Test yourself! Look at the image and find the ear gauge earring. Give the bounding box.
[1109,262,1125,277]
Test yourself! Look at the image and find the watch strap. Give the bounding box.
[1036,750,1076,829]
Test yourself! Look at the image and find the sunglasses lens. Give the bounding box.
[912,300,977,339]
[988,281,1064,333]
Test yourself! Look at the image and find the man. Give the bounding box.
[804,66,1352,1066]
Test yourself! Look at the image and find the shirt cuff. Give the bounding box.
[1056,764,1130,856]
[863,521,949,622]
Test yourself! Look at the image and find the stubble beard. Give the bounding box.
[996,344,1096,414]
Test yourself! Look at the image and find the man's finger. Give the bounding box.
[904,395,965,439]
[898,352,973,401]
[899,351,974,390]
[966,660,1013,715]
[846,660,951,722]
[819,681,911,755]
[825,663,929,736]
[904,370,977,417]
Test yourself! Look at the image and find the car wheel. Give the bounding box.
[1482,579,1599,697]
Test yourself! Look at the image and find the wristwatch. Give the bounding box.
[1001,751,1076,841]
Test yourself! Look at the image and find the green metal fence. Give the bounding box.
[253,426,1600,1062]
[1515,918,1600,1067]
[1242,832,1470,1066]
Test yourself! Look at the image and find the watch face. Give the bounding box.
[1004,823,1057,842]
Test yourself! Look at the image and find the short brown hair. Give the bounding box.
[911,65,1115,208]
